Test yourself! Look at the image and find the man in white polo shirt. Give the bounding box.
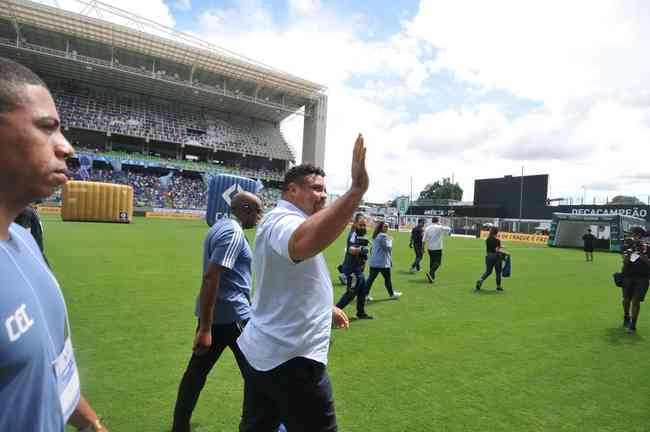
[236,135,369,431]
[423,216,452,283]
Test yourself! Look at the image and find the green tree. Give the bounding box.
[610,195,643,205]
[418,177,463,201]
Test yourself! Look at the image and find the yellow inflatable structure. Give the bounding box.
[61,181,133,223]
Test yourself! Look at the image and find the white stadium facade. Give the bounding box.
[0,0,328,177]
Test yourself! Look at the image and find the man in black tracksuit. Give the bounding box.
[621,227,650,333]
[14,203,48,266]
[409,218,425,273]
[336,215,373,319]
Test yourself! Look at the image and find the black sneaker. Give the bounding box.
[425,272,433,283]
[627,325,637,334]
[623,316,631,328]
[496,287,504,292]
[475,280,482,291]
[357,313,374,320]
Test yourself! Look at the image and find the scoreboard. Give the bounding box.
[474,174,548,219]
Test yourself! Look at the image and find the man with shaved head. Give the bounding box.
[172,191,263,432]
[0,57,108,431]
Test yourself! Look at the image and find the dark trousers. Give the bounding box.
[235,348,337,432]
[428,249,443,279]
[335,268,368,315]
[480,253,502,287]
[172,320,246,432]
[411,245,423,270]
[366,267,394,297]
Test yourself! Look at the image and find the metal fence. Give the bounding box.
[402,215,550,236]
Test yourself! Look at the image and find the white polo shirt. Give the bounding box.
[424,224,451,251]
[237,200,333,371]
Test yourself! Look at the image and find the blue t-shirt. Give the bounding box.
[195,218,252,324]
[0,224,70,432]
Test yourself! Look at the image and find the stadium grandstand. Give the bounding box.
[0,0,327,210]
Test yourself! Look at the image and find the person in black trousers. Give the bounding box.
[621,227,650,333]
[336,215,373,319]
[337,213,365,284]
[582,228,596,262]
[475,227,510,292]
[172,192,262,432]
[366,221,402,300]
[14,202,49,266]
[409,218,425,273]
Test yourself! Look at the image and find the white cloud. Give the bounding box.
[402,106,506,155]
[288,0,321,16]
[408,0,650,107]
[174,0,191,11]
[188,0,650,203]
[42,0,650,204]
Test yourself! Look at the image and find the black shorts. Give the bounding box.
[583,247,594,252]
[622,276,649,302]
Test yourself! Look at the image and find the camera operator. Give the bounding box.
[620,226,650,333]
[336,213,365,285]
[335,215,373,319]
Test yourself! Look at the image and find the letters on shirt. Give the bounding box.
[5,304,35,342]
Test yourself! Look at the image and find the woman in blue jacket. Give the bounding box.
[366,221,402,300]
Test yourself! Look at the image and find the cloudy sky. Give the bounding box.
[47,0,650,204]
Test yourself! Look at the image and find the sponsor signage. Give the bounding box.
[480,230,549,244]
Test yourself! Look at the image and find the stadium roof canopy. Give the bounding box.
[0,0,327,123]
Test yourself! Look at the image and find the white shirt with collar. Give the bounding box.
[237,199,334,371]
[424,223,452,251]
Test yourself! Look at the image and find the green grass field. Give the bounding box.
[45,215,650,432]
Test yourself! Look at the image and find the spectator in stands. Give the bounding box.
[236,135,368,431]
[423,217,452,283]
[366,221,402,301]
[52,82,293,164]
[67,166,209,209]
[0,56,108,432]
[172,191,262,432]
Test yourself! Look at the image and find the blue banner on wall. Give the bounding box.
[206,174,259,226]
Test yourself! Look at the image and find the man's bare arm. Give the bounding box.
[289,135,369,262]
[197,262,224,331]
[193,262,224,355]
[68,395,108,431]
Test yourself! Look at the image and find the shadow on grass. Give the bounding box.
[475,290,503,295]
[397,269,416,275]
[603,327,645,345]
[366,298,396,305]
[411,279,433,285]
[347,316,376,323]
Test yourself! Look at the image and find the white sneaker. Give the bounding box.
[366,296,374,302]
[390,292,402,300]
